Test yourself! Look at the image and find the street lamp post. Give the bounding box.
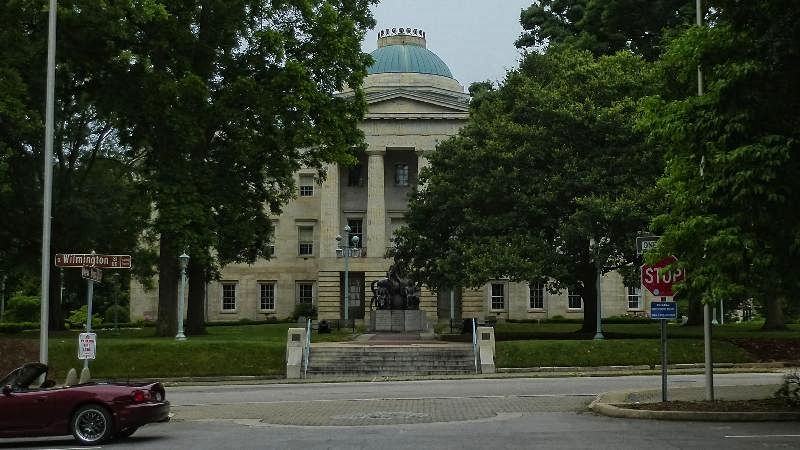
[176,252,189,341]
[336,226,360,324]
[591,238,604,340]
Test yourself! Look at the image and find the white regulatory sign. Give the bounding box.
[78,333,97,360]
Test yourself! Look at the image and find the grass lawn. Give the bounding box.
[1,321,797,380]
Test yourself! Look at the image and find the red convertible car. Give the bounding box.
[1,362,170,445]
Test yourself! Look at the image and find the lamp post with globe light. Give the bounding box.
[176,252,189,341]
[336,226,360,323]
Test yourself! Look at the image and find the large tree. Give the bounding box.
[0,0,154,328]
[516,0,695,61]
[642,0,800,329]
[395,48,661,333]
[94,0,377,336]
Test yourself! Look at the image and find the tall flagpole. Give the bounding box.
[696,0,714,402]
[40,0,57,365]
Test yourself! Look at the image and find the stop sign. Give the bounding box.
[641,255,685,297]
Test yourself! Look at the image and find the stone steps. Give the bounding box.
[305,345,477,377]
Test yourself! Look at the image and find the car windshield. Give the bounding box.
[1,363,48,390]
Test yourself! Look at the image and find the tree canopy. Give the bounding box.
[395,48,661,333]
[641,0,800,328]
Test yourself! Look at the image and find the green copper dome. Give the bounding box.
[368,28,453,78]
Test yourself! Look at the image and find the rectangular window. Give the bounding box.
[299,175,314,197]
[221,283,237,311]
[259,282,276,311]
[395,164,409,186]
[490,283,505,310]
[298,226,314,256]
[627,287,642,310]
[567,289,582,310]
[297,282,314,305]
[347,164,363,187]
[529,283,544,310]
[347,218,363,248]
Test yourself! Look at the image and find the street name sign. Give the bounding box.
[81,266,102,283]
[641,255,685,297]
[650,301,678,320]
[55,253,132,269]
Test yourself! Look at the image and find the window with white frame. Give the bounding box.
[259,282,276,311]
[221,282,237,311]
[394,164,409,186]
[627,287,642,310]
[529,283,544,310]
[299,175,314,197]
[347,218,363,248]
[567,288,582,310]
[298,226,314,256]
[490,283,505,310]
[297,282,314,305]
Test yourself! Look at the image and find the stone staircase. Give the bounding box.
[304,344,477,378]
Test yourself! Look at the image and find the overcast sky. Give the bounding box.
[362,0,533,88]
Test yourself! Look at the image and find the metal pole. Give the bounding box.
[594,260,604,340]
[660,297,668,402]
[40,0,58,366]
[719,299,724,325]
[113,274,119,335]
[83,279,94,370]
[704,302,714,400]
[343,228,349,324]
[0,274,6,321]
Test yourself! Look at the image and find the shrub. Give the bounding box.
[4,295,40,322]
[103,304,130,324]
[0,322,38,334]
[774,370,800,408]
[67,305,103,330]
[292,303,317,321]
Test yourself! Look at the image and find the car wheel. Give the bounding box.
[71,404,113,445]
[116,426,139,439]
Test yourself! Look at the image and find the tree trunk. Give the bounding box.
[577,264,598,335]
[185,263,207,335]
[48,267,65,331]
[684,297,704,326]
[761,293,787,330]
[155,234,178,337]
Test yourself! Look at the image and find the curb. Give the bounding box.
[588,400,800,422]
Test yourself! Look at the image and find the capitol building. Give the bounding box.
[131,27,649,326]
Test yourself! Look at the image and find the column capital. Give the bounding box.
[366,148,386,157]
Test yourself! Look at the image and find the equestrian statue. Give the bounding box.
[370,265,421,310]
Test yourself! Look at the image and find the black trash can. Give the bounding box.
[318,320,331,334]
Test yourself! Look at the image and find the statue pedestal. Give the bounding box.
[370,310,427,332]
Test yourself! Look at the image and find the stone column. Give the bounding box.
[366,148,386,256]
[319,162,340,258]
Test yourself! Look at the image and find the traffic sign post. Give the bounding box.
[56,251,132,369]
[651,299,678,402]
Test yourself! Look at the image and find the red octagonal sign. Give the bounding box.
[641,255,685,297]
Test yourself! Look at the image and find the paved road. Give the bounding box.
[2,373,797,450]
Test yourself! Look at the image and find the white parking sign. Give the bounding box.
[78,333,97,360]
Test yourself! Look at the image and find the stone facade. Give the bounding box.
[130,28,661,326]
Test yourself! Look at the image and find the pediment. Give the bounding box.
[366,89,469,116]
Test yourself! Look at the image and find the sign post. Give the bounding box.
[56,252,132,368]
[644,257,683,403]
[651,300,678,402]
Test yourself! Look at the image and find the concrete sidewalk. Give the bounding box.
[589,383,800,421]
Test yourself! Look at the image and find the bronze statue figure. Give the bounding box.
[370,265,420,310]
